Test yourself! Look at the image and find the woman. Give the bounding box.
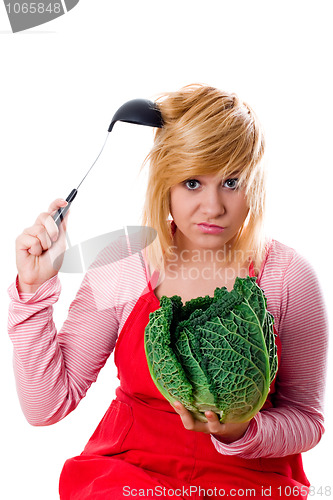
[8,85,328,499]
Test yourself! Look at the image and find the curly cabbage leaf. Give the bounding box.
[144,276,278,423]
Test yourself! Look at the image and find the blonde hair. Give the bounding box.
[140,84,267,275]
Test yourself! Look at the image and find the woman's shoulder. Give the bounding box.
[264,238,298,264]
[259,238,319,290]
[257,239,323,331]
[260,238,310,274]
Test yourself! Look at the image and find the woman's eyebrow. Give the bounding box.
[182,172,241,183]
[225,171,240,177]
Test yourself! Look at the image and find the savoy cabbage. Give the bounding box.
[144,276,278,423]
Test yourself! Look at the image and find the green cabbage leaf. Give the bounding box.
[144,276,278,423]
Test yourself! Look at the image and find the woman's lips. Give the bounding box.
[197,223,225,234]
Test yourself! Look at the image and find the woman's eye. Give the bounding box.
[184,179,200,190]
[223,178,239,190]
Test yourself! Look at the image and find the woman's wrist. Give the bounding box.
[16,275,54,294]
[212,420,251,444]
[17,279,41,294]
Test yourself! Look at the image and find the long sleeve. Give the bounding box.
[211,241,329,458]
[7,241,127,426]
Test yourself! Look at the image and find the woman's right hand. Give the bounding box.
[15,199,70,294]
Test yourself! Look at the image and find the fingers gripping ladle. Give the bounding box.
[53,99,163,227]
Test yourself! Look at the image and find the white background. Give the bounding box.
[0,1,332,499]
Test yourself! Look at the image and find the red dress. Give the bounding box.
[59,265,310,499]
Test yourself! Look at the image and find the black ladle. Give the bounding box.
[53,99,163,226]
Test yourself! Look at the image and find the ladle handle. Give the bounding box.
[53,189,78,227]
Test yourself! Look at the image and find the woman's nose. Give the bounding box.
[200,188,225,217]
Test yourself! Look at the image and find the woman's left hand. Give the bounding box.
[172,401,251,444]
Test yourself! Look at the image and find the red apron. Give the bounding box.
[59,264,310,499]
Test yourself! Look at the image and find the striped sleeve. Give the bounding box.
[211,242,329,458]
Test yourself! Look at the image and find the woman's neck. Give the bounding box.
[170,233,250,271]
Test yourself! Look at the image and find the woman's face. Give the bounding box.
[169,173,249,255]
